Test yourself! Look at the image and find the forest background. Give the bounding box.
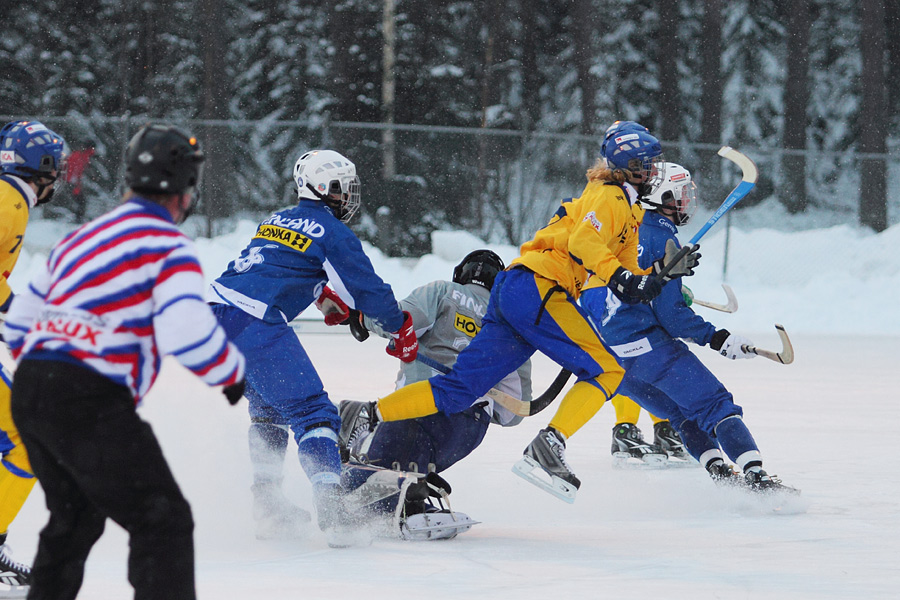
[1,0,897,256]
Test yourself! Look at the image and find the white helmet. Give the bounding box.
[293,149,361,222]
[640,162,697,225]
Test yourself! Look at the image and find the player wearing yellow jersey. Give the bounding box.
[0,120,66,593]
[346,125,699,502]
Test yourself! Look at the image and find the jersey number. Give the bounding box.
[10,235,22,253]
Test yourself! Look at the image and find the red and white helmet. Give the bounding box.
[640,162,697,225]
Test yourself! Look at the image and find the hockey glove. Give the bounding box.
[315,286,351,326]
[223,379,246,405]
[346,309,370,342]
[652,240,701,283]
[386,311,418,363]
[709,329,756,360]
[607,267,662,304]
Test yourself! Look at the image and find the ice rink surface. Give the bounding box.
[7,330,899,600]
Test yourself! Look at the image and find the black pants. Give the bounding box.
[11,359,195,600]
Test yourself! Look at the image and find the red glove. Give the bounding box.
[386,311,418,363]
[315,286,350,326]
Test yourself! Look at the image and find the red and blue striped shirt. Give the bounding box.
[3,197,245,402]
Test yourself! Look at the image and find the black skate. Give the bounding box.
[744,468,800,496]
[706,459,745,487]
[652,421,693,463]
[251,482,312,540]
[0,542,30,597]
[338,400,377,462]
[512,427,580,503]
[611,423,668,468]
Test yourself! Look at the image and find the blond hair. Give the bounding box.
[585,158,629,184]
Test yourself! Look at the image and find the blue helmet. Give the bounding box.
[0,120,67,181]
[601,120,649,157]
[602,126,664,192]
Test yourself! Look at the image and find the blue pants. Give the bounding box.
[617,340,759,464]
[431,268,622,414]
[360,405,491,473]
[211,305,341,485]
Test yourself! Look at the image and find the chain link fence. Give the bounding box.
[4,115,897,259]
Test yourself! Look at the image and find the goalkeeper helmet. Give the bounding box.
[453,250,505,290]
[293,149,361,223]
[641,162,697,225]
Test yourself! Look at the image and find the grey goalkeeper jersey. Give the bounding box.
[364,280,532,426]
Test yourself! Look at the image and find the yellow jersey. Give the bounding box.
[511,180,648,299]
[0,175,37,308]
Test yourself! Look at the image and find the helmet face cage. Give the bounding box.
[642,163,697,225]
[452,250,505,290]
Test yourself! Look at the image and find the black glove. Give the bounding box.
[223,379,246,405]
[607,267,662,304]
[346,309,369,341]
[652,240,701,282]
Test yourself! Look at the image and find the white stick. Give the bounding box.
[693,284,738,313]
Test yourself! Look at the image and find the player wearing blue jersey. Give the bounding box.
[209,149,417,547]
[581,163,795,493]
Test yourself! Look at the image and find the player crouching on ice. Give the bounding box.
[338,124,700,504]
[209,149,418,548]
[581,162,797,495]
[329,250,531,539]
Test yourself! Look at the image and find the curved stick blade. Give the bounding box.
[743,324,794,365]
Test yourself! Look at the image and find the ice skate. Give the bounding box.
[512,427,580,503]
[705,459,744,487]
[338,400,376,461]
[315,484,372,548]
[0,542,30,598]
[397,471,478,540]
[400,506,478,541]
[744,468,800,496]
[652,421,696,466]
[251,482,312,540]
[611,423,668,468]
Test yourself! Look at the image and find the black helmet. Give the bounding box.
[452,250,505,290]
[124,123,204,195]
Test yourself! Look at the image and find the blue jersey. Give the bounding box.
[582,212,716,352]
[211,199,404,332]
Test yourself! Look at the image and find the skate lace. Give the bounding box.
[347,408,370,447]
[0,545,30,576]
[547,432,574,472]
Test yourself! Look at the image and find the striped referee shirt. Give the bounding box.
[2,197,245,402]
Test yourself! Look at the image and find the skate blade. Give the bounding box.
[0,583,28,599]
[400,512,480,541]
[511,455,577,504]
[661,456,701,469]
[612,452,669,470]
